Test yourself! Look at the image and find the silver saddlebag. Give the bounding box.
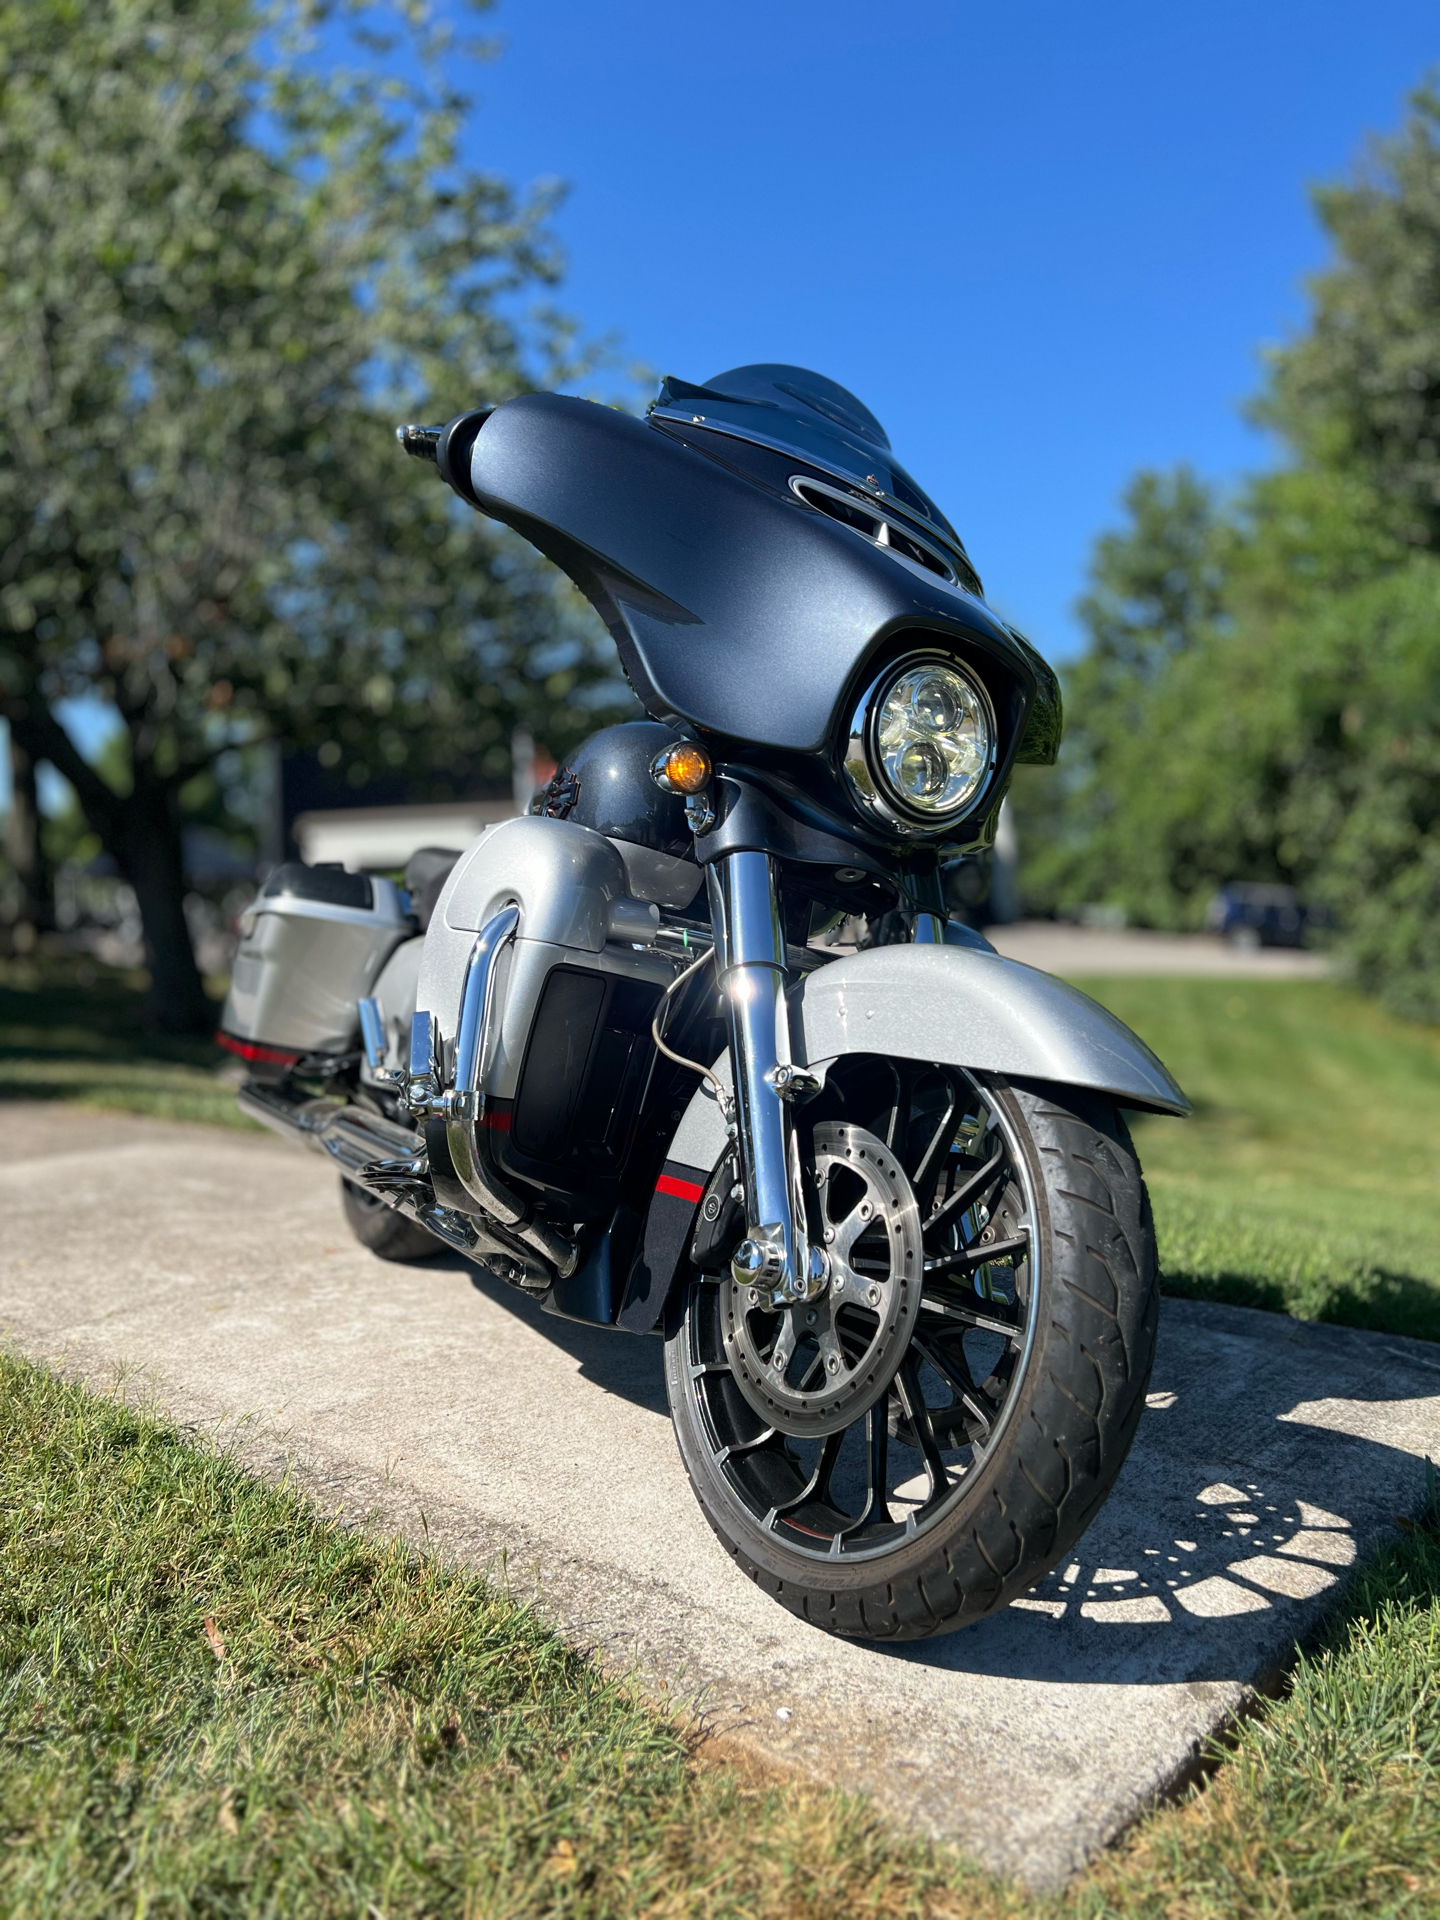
[220,862,411,1069]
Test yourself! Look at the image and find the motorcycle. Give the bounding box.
[221,364,1188,1639]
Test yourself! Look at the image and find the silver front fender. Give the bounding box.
[791,944,1189,1114]
[666,942,1187,1182]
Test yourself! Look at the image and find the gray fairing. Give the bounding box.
[466,393,1060,763]
[666,943,1189,1184]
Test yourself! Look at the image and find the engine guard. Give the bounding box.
[619,942,1188,1334]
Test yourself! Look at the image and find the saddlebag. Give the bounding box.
[220,862,412,1069]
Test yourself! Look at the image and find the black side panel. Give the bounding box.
[404,847,461,932]
[512,970,606,1159]
[468,393,1044,756]
[505,967,665,1201]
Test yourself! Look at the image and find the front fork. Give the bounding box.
[706,850,827,1307]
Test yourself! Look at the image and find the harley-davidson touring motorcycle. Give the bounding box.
[222,364,1188,1639]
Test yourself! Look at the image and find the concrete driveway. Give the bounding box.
[2,1102,1436,1888]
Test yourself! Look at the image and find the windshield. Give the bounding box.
[648,363,964,552]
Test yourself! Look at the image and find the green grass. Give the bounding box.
[0,954,249,1128]
[1071,977,1440,1341]
[2,1353,1438,1919]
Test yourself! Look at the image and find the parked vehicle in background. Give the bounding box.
[1205,882,1320,949]
[221,364,1189,1639]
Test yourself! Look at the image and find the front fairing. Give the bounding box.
[466,391,1061,781]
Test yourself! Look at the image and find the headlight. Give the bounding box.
[844,653,995,832]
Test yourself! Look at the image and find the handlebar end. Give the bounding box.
[396,423,441,463]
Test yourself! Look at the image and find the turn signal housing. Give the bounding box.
[650,740,713,794]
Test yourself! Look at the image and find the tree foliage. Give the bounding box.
[1028,78,1440,1018]
[0,0,626,1028]
[1260,84,1440,551]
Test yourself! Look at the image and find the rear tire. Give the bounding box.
[664,1075,1159,1639]
[339,1178,443,1263]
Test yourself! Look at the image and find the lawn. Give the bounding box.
[1075,976,1440,1342]
[3,956,1440,1914]
[0,954,249,1129]
[1,1352,1437,1919]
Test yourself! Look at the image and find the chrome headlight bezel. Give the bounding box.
[842,650,998,836]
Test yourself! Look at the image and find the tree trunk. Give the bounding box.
[119,776,215,1036]
[3,697,214,1034]
[2,729,53,948]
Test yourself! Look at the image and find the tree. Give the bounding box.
[1260,83,1440,552]
[1023,79,1440,1005]
[0,731,53,949]
[0,0,625,1031]
[1013,467,1232,921]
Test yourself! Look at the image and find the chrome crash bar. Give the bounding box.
[405,904,576,1278]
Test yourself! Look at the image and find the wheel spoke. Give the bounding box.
[840,1403,892,1536]
[924,1230,1028,1275]
[923,1139,1005,1242]
[919,1295,1026,1346]
[913,1334,994,1440]
[715,1426,777,1465]
[895,1356,951,1503]
[770,1429,845,1519]
[909,1077,960,1201]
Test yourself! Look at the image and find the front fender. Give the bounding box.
[619,944,1186,1333]
[791,945,1189,1115]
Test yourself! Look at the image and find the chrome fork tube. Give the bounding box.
[707,850,822,1305]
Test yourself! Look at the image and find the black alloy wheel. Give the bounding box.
[665,1060,1160,1639]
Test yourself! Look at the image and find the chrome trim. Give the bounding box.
[647,404,979,586]
[407,1010,441,1115]
[445,908,578,1278]
[445,909,519,1217]
[358,995,386,1070]
[684,791,716,835]
[842,649,998,839]
[358,995,404,1082]
[707,851,823,1307]
[787,474,959,585]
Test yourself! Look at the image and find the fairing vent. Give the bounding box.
[789,475,960,586]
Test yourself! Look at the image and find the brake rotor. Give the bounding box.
[721,1121,923,1438]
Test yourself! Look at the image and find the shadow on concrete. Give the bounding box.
[430,1252,670,1418]
[427,1255,1438,1691]
[881,1304,1440,1684]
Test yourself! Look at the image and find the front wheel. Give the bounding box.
[664,1068,1159,1639]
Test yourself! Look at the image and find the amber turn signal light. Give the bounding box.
[650,741,713,795]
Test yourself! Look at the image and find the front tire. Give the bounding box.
[339,1178,444,1263]
[664,1072,1158,1639]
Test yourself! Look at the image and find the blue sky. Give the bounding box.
[4,0,1437,808]
[463,0,1435,655]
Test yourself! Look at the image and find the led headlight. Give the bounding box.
[844,653,995,832]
